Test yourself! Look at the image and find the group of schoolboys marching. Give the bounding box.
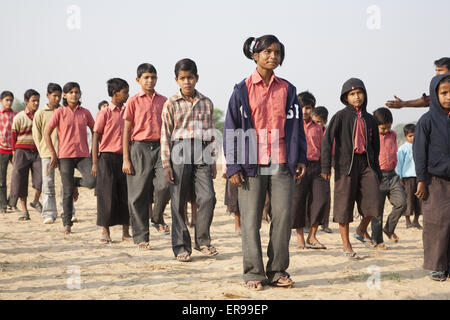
[1,39,449,288]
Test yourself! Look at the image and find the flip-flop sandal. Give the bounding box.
[100,238,112,244]
[137,242,151,250]
[245,281,263,291]
[176,252,191,262]
[352,233,375,249]
[306,241,327,249]
[343,251,361,260]
[271,276,294,288]
[161,223,170,235]
[18,212,30,221]
[297,245,306,250]
[195,245,219,256]
[375,243,389,250]
[122,236,133,242]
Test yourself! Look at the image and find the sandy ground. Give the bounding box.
[0,165,448,300]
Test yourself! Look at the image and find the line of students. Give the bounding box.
[0,37,448,289]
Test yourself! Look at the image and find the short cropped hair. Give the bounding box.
[312,106,329,121]
[137,63,157,78]
[24,89,40,101]
[107,78,129,97]
[1,91,14,100]
[298,91,316,108]
[403,123,416,136]
[174,58,198,77]
[373,107,393,125]
[435,57,450,70]
[47,83,62,94]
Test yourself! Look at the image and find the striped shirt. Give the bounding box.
[161,90,215,169]
[11,109,37,151]
[0,108,17,154]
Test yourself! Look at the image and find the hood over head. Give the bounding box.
[340,78,368,111]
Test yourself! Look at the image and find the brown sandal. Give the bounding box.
[271,276,294,288]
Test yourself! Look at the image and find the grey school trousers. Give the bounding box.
[238,164,293,284]
[170,140,216,257]
[371,170,406,244]
[127,141,170,244]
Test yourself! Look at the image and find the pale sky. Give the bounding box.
[0,0,448,125]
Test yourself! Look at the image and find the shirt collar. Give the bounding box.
[108,103,125,111]
[44,104,59,111]
[138,90,160,99]
[24,108,34,119]
[0,108,13,113]
[250,69,280,86]
[174,89,204,102]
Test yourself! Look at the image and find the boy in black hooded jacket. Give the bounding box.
[413,74,450,282]
[321,78,381,259]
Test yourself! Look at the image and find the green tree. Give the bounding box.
[12,98,26,112]
[213,108,224,134]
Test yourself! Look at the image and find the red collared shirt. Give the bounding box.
[123,90,167,142]
[94,103,126,154]
[246,69,288,165]
[379,130,398,171]
[354,108,366,154]
[304,119,323,161]
[48,105,95,158]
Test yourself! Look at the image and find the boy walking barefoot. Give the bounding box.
[92,78,132,243]
[9,89,42,220]
[321,78,381,259]
[162,58,218,263]
[414,74,450,281]
[0,91,16,213]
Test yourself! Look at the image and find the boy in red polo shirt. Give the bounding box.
[0,91,17,213]
[45,82,96,234]
[291,92,329,250]
[369,108,406,249]
[122,63,170,250]
[92,78,131,244]
[9,89,42,221]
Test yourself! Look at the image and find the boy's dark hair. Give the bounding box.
[312,106,329,121]
[107,78,129,97]
[47,83,62,94]
[98,100,109,110]
[298,91,316,108]
[24,89,40,102]
[62,82,81,106]
[403,123,416,136]
[373,107,393,125]
[137,63,157,78]
[434,57,450,70]
[243,35,285,66]
[174,58,198,77]
[1,91,14,100]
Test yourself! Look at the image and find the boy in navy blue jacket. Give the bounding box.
[413,74,450,282]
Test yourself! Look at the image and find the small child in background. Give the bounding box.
[9,89,43,220]
[98,100,109,111]
[396,124,422,230]
[0,91,17,213]
[413,74,450,281]
[311,106,332,233]
[370,107,406,249]
[291,91,328,249]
